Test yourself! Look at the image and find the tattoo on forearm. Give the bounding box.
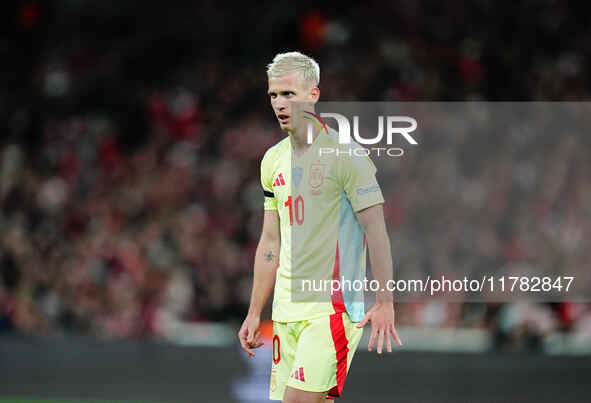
[264,251,276,262]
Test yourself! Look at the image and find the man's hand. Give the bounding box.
[356,302,403,354]
[238,314,264,357]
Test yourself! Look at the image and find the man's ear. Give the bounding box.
[310,86,320,102]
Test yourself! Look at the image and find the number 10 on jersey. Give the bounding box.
[285,195,304,226]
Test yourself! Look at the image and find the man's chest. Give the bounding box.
[271,157,340,215]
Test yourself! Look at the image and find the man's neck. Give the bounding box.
[290,124,320,157]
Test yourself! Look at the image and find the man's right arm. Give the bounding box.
[238,209,280,356]
[248,209,280,317]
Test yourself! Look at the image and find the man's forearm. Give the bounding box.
[248,238,280,316]
[365,225,394,302]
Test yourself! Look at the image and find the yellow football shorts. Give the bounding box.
[269,312,363,401]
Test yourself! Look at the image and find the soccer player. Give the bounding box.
[238,51,402,403]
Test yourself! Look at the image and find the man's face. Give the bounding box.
[268,72,319,132]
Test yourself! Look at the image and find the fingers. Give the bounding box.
[356,314,370,328]
[368,324,377,351]
[252,340,265,349]
[250,331,264,349]
[238,325,259,357]
[237,326,247,346]
[248,329,260,344]
[246,327,255,344]
[245,337,264,356]
[238,332,255,356]
[390,324,403,347]
[371,324,402,354]
[245,346,255,356]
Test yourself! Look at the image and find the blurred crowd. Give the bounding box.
[1,1,591,350]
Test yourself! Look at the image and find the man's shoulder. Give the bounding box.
[262,136,290,163]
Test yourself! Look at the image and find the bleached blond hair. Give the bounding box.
[266,51,320,87]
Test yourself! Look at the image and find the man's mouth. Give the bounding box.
[278,114,290,124]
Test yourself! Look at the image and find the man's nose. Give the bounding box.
[273,98,287,111]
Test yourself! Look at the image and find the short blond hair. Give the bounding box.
[266,51,320,87]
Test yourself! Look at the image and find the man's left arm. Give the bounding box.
[338,146,403,353]
[355,204,403,354]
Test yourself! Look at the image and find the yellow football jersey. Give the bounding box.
[261,127,384,322]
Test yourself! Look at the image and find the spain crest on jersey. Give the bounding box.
[309,163,325,189]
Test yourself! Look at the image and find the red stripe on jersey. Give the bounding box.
[331,242,346,314]
[279,173,286,185]
[299,367,305,382]
[328,313,349,397]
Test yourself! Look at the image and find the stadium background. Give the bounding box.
[1,1,590,402]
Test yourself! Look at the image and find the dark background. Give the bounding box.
[1,336,589,403]
[1,1,590,402]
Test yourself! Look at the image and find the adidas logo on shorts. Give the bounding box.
[290,367,305,382]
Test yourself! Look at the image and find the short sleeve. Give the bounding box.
[261,150,278,211]
[339,146,385,212]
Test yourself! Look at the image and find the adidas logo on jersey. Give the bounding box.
[273,173,286,187]
[290,367,305,382]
